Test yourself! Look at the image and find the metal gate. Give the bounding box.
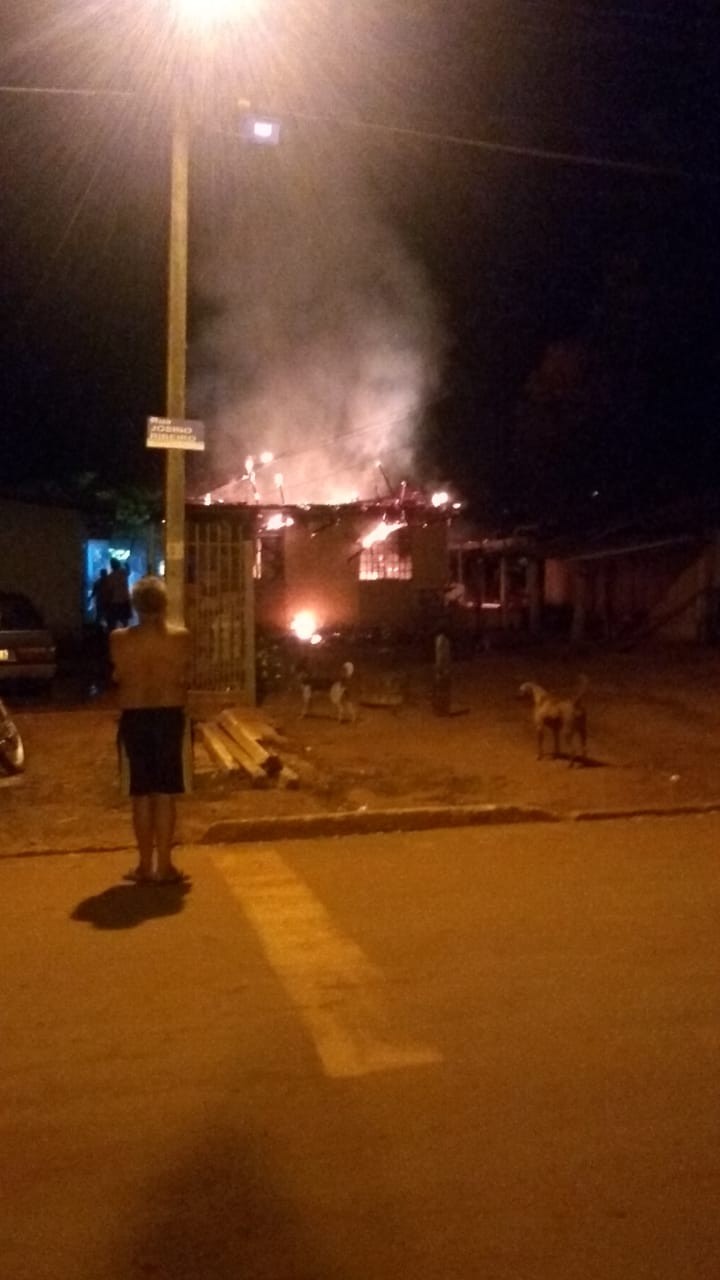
[185,513,255,700]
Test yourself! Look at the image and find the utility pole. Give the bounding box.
[164,99,190,626]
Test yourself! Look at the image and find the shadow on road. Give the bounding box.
[70,880,191,930]
[548,753,609,768]
[122,1125,343,1280]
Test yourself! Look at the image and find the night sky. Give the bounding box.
[1,2,718,529]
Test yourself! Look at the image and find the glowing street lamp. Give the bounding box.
[172,0,259,28]
[239,112,282,145]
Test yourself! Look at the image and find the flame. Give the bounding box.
[264,512,294,531]
[431,490,450,508]
[260,451,274,465]
[360,519,405,550]
[290,610,319,641]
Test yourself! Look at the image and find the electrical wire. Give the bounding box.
[284,110,719,185]
[267,411,421,464]
[1,83,716,184]
[0,83,132,99]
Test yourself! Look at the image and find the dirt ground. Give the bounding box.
[3,644,720,856]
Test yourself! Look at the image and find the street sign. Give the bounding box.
[146,416,205,451]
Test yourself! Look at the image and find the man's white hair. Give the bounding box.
[131,575,167,617]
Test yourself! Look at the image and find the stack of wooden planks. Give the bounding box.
[194,709,299,789]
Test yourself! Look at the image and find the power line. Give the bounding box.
[1,81,715,185]
[270,410,421,463]
[286,110,719,185]
[0,83,132,99]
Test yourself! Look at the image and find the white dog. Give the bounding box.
[298,661,357,723]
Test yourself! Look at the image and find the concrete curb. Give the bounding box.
[201,799,720,845]
[200,804,562,844]
[4,799,720,861]
[1,843,134,861]
[569,801,720,822]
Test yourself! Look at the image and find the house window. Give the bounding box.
[254,534,285,582]
[359,536,413,581]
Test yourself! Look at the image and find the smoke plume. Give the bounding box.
[191,147,445,504]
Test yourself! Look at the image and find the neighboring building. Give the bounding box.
[541,496,720,645]
[445,495,720,648]
[82,525,162,625]
[544,534,716,644]
[0,497,85,639]
[447,528,542,637]
[0,495,160,644]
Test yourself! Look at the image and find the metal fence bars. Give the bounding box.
[185,514,255,699]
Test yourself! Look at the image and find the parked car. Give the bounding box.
[0,698,24,773]
[0,591,57,688]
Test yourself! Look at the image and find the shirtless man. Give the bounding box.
[110,576,191,884]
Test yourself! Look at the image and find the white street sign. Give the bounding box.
[146,416,206,451]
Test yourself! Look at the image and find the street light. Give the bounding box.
[173,0,258,27]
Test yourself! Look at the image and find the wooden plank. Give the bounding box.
[218,710,282,776]
[192,737,218,776]
[215,725,270,788]
[196,722,239,774]
[238,719,291,749]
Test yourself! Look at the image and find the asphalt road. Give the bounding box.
[2,816,719,1279]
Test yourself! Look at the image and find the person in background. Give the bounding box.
[90,568,111,631]
[106,557,132,631]
[432,629,453,715]
[111,575,191,885]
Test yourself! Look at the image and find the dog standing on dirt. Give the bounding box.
[298,661,357,723]
[518,675,588,765]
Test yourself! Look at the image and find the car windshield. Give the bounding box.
[0,595,43,630]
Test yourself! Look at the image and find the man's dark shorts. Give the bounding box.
[118,707,187,796]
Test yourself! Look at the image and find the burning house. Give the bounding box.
[185,485,461,696]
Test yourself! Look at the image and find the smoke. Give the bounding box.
[190,148,446,504]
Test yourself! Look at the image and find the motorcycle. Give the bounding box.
[0,698,25,775]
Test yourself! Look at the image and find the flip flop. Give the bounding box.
[152,868,189,886]
[122,868,154,884]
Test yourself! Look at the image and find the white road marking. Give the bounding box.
[213,849,442,1079]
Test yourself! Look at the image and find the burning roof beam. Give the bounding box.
[360,517,406,550]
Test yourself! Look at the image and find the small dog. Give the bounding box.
[298,661,357,723]
[519,675,588,765]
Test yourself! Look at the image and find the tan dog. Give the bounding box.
[519,675,588,765]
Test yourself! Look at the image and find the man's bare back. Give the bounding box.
[110,620,190,710]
